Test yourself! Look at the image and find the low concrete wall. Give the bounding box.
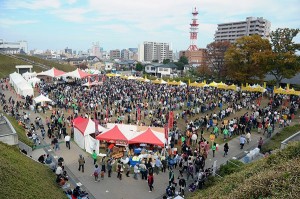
[281,131,300,149]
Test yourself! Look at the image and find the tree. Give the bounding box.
[206,41,231,79]
[174,62,184,70]
[257,28,300,86]
[163,59,170,64]
[225,35,271,83]
[135,62,143,71]
[179,56,189,65]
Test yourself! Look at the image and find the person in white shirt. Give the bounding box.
[65,135,71,149]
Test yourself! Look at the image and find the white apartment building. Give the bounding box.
[214,17,271,43]
[138,41,173,63]
[0,39,28,54]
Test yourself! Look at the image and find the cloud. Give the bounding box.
[3,0,61,10]
[0,18,38,27]
[51,8,90,22]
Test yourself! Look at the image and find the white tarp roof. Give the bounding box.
[9,72,34,97]
[33,94,52,104]
[27,77,40,85]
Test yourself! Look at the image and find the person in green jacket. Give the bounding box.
[213,126,219,138]
[223,128,229,141]
[212,142,217,158]
[92,150,97,165]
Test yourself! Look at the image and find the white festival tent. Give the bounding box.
[62,68,91,79]
[37,67,66,78]
[22,71,37,80]
[33,94,52,104]
[27,77,41,86]
[73,117,106,154]
[9,72,34,97]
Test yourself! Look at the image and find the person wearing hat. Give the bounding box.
[78,154,85,173]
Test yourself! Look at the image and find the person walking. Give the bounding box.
[178,176,186,196]
[258,137,263,150]
[92,150,97,165]
[78,155,85,173]
[240,135,246,149]
[224,142,229,157]
[107,159,112,177]
[93,164,100,182]
[148,173,154,192]
[187,162,194,181]
[154,158,162,175]
[64,134,71,150]
[168,169,176,186]
[139,161,147,180]
[212,142,217,158]
[246,132,251,144]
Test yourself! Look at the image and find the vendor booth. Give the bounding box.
[73,117,106,154]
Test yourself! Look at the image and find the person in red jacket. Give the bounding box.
[148,173,154,192]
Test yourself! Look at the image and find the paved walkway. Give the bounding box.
[1,86,298,199]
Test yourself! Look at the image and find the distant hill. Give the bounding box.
[189,142,300,199]
[0,142,67,199]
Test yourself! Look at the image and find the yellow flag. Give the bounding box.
[263,82,266,88]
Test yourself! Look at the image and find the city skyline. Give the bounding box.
[0,0,299,52]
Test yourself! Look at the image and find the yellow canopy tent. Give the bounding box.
[208,81,218,87]
[168,80,179,85]
[106,73,116,77]
[274,87,285,94]
[152,79,167,84]
[227,84,237,91]
[217,82,228,89]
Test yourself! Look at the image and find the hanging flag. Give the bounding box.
[137,107,141,121]
[164,124,168,140]
[168,111,174,129]
[94,119,99,135]
[106,107,109,122]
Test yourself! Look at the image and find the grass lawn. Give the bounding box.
[261,124,300,153]
[0,142,67,199]
[16,54,76,72]
[0,54,44,78]
[3,113,34,148]
[189,142,300,199]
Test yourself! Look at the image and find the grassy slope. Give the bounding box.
[261,124,300,153]
[16,54,75,72]
[189,142,300,199]
[4,113,33,148]
[0,142,67,199]
[0,54,43,78]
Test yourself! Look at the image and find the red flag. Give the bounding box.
[164,124,168,140]
[137,107,141,121]
[168,111,174,129]
[106,108,109,121]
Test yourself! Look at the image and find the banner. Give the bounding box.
[137,107,141,121]
[168,111,174,129]
[94,119,99,135]
[164,124,168,140]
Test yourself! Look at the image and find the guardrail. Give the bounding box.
[281,131,300,149]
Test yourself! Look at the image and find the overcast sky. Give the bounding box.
[1,0,299,52]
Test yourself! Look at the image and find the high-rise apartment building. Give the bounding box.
[138,41,173,62]
[110,49,121,60]
[91,42,102,58]
[121,49,130,60]
[214,17,271,43]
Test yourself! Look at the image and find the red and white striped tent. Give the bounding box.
[63,68,91,79]
[37,67,66,78]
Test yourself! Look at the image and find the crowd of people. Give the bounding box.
[1,76,299,198]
